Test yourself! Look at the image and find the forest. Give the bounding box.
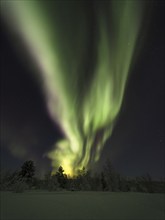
[0,160,164,193]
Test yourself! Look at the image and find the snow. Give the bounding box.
[1,191,164,220]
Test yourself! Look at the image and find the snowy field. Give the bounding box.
[1,191,164,220]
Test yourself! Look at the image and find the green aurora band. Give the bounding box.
[1,1,144,175]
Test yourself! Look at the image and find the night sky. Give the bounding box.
[1,1,164,178]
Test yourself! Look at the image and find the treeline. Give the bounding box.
[0,160,164,193]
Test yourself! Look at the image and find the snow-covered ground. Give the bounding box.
[1,191,164,220]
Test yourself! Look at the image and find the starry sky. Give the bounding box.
[0,1,164,178]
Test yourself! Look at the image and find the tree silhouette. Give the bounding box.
[101,172,107,191]
[56,166,67,189]
[19,160,35,186]
[103,159,120,191]
[1,159,163,193]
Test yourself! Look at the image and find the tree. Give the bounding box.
[77,167,86,177]
[136,173,154,193]
[19,160,35,186]
[56,166,67,189]
[0,170,13,190]
[103,159,120,191]
[75,167,92,190]
[101,172,107,191]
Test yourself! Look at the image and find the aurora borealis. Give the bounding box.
[1,1,144,175]
[1,1,164,177]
